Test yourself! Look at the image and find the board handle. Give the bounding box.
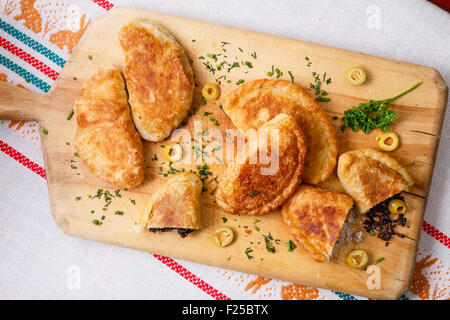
[0,81,49,121]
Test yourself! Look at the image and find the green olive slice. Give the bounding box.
[345,66,367,86]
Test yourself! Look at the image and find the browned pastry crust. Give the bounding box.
[337,148,414,213]
[119,22,194,141]
[281,185,354,262]
[222,79,337,185]
[74,66,144,188]
[141,172,203,230]
[216,114,307,216]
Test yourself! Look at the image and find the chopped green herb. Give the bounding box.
[375,257,385,264]
[236,79,244,85]
[286,240,296,251]
[245,247,254,260]
[288,71,294,83]
[66,109,74,120]
[263,233,275,253]
[250,190,259,197]
[101,215,105,220]
[316,96,331,102]
[115,211,124,215]
[73,152,80,157]
[72,77,77,80]
[88,55,93,60]
[370,230,376,236]
[251,52,257,59]
[92,219,102,225]
[275,68,283,78]
[42,129,48,135]
[244,61,253,68]
[192,39,196,42]
[75,196,81,201]
[70,165,77,169]
[222,217,228,223]
[332,116,338,120]
[341,82,422,134]
[254,226,260,232]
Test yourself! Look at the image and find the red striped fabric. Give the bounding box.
[91,0,114,11]
[153,254,230,300]
[0,138,230,299]
[0,36,59,81]
[423,220,450,248]
[0,139,46,178]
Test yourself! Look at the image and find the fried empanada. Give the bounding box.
[216,114,307,216]
[74,66,144,188]
[281,185,354,263]
[119,22,194,141]
[140,172,202,238]
[222,79,337,185]
[337,148,414,213]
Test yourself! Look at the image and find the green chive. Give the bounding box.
[375,257,385,264]
[315,96,331,102]
[66,109,74,120]
[286,240,296,251]
[42,129,48,135]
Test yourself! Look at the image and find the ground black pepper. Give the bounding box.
[363,193,407,246]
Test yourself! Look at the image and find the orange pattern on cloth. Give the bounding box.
[1,0,18,15]
[411,253,450,300]
[281,283,320,300]
[14,0,42,33]
[244,276,271,294]
[49,13,89,53]
[9,0,90,54]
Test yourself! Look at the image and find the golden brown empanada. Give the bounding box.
[337,148,414,213]
[281,185,354,263]
[74,66,144,188]
[140,172,202,237]
[216,114,307,216]
[222,79,337,185]
[119,22,194,141]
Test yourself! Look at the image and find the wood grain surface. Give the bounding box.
[0,7,447,299]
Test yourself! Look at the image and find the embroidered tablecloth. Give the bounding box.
[0,0,448,300]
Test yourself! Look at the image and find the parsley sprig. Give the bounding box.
[341,81,421,134]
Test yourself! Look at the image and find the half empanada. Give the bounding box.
[119,22,194,141]
[74,66,144,188]
[222,79,337,185]
[216,113,307,216]
[140,172,202,237]
[337,148,414,213]
[281,185,354,263]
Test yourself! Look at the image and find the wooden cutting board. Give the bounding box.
[0,7,447,299]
